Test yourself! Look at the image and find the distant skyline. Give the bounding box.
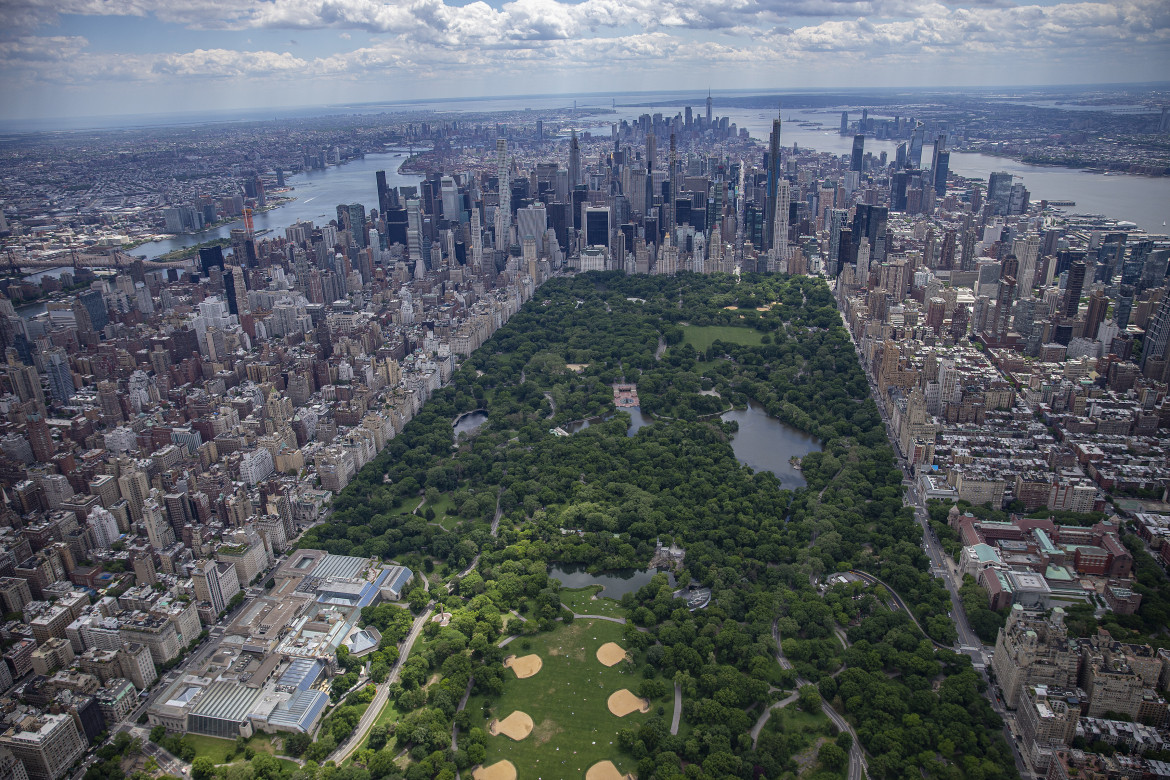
[1,0,1167,123]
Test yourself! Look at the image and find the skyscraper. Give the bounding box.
[930,135,949,197]
[765,109,782,251]
[840,111,848,135]
[43,348,73,405]
[850,134,865,173]
[1140,295,1170,376]
[908,122,925,168]
[706,91,712,125]
[1062,260,1087,318]
[988,171,1014,216]
[568,132,580,189]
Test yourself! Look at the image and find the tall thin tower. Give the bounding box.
[765,105,782,251]
[706,90,712,125]
[569,131,580,189]
[668,132,677,233]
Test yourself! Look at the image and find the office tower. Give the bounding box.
[440,176,460,221]
[199,245,225,275]
[43,349,73,404]
[406,198,423,267]
[851,134,865,173]
[765,109,782,251]
[77,289,107,332]
[988,171,1013,215]
[1084,290,1108,341]
[584,206,610,249]
[568,132,580,189]
[1011,235,1040,291]
[645,133,656,173]
[828,210,848,276]
[231,265,248,315]
[908,122,925,168]
[97,380,123,423]
[668,133,677,232]
[930,136,949,197]
[840,111,848,135]
[706,92,713,125]
[192,559,227,616]
[895,142,906,170]
[342,203,366,248]
[1062,260,1087,318]
[376,170,395,216]
[852,205,888,264]
[1141,295,1170,376]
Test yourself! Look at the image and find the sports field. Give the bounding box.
[467,619,651,778]
[682,325,764,352]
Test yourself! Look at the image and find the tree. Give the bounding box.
[190,758,214,780]
[819,742,848,771]
[798,684,821,712]
[149,726,166,744]
[284,732,311,757]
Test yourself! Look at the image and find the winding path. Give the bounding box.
[849,570,952,651]
[670,682,682,735]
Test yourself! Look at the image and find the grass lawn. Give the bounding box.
[354,700,401,753]
[181,733,280,764]
[466,619,652,778]
[560,586,626,619]
[682,325,764,352]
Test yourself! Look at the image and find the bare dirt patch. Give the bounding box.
[530,717,563,747]
[503,654,542,678]
[471,760,517,780]
[607,689,650,717]
[488,711,534,741]
[585,760,634,780]
[596,642,627,667]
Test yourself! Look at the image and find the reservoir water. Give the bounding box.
[720,400,823,488]
[130,150,423,260]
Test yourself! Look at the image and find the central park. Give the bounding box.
[129,272,1020,780]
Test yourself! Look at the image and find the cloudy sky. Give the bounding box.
[1,0,1167,122]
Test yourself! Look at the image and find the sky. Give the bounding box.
[0,0,1167,122]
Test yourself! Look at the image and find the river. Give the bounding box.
[604,102,1170,234]
[130,151,424,260]
[721,399,823,488]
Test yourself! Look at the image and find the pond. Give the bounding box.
[452,410,488,437]
[721,399,823,488]
[549,565,675,599]
[564,407,654,437]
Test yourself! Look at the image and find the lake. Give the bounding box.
[721,400,823,488]
[549,564,675,599]
[565,407,654,437]
[453,410,488,437]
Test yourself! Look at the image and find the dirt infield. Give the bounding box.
[585,761,633,780]
[607,689,650,717]
[488,711,534,741]
[471,761,517,780]
[595,642,627,667]
[503,654,542,678]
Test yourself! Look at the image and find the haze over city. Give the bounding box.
[2,0,1169,120]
